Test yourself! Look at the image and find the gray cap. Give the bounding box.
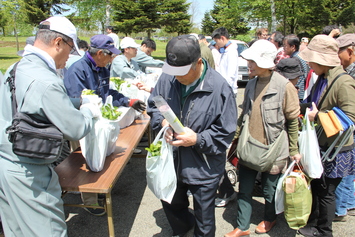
[17,36,35,56]
[336,34,355,49]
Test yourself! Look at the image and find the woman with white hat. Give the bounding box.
[298,35,355,237]
[224,40,301,237]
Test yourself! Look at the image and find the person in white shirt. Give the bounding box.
[211,27,239,95]
[106,26,119,49]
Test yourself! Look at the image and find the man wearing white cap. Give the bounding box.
[110,37,142,79]
[0,16,99,236]
[147,35,237,237]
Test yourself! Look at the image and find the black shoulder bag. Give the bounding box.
[5,62,64,161]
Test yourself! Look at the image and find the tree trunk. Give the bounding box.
[270,0,276,33]
[106,4,111,27]
[147,31,151,39]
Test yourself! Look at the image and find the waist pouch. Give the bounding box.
[237,115,286,172]
[6,112,64,162]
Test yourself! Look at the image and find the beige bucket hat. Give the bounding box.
[298,34,340,66]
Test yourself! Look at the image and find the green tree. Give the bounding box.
[201,11,215,35]
[210,0,250,37]
[160,0,191,35]
[112,0,191,37]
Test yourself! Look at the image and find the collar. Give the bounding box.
[86,52,101,71]
[23,45,56,71]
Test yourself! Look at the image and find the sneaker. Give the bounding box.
[297,226,320,237]
[84,203,106,216]
[215,192,237,207]
[347,208,355,216]
[333,215,347,222]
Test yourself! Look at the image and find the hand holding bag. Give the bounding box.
[299,109,323,178]
[79,96,120,172]
[146,126,176,204]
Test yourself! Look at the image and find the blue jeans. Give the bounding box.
[335,175,355,216]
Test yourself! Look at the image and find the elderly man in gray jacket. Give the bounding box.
[0,16,99,237]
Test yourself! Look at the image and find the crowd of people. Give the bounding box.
[0,15,355,237]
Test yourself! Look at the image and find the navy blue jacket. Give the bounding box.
[147,65,237,185]
[64,53,129,107]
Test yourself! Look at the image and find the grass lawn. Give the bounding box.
[0,36,167,74]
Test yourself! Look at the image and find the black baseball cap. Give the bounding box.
[162,35,201,76]
[276,58,303,79]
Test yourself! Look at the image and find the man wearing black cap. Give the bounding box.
[147,35,237,237]
[276,57,303,87]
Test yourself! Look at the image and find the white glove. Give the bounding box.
[80,103,101,118]
[81,95,102,106]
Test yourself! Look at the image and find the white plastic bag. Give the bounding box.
[299,109,323,178]
[119,81,139,99]
[79,96,120,172]
[275,160,296,214]
[146,126,176,203]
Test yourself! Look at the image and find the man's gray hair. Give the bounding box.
[88,47,111,56]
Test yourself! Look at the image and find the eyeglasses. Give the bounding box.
[106,52,117,58]
[62,38,75,52]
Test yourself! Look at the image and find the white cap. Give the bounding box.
[39,16,79,53]
[240,39,277,69]
[120,37,140,49]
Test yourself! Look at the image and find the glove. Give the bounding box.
[80,103,101,118]
[81,95,102,106]
[129,99,146,113]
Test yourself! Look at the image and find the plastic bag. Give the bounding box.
[146,126,176,203]
[283,168,312,230]
[79,96,120,172]
[275,160,296,214]
[299,109,323,178]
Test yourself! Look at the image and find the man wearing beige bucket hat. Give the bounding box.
[298,35,355,237]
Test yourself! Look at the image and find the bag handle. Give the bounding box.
[317,72,346,108]
[152,126,170,145]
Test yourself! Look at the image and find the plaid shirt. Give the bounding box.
[293,51,309,100]
[275,49,289,65]
[346,62,355,79]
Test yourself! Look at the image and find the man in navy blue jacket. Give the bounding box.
[64,34,146,111]
[147,35,237,237]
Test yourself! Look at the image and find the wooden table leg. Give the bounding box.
[106,192,115,237]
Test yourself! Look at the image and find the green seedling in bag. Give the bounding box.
[101,104,122,120]
[145,141,162,157]
[81,89,96,95]
[110,77,125,90]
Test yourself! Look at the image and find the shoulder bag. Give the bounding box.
[236,114,286,172]
[5,62,64,161]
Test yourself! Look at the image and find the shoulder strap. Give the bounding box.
[5,61,21,117]
[318,72,347,108]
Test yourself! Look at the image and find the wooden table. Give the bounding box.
[55,114,150,237]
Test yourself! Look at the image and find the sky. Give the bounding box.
[189,0,215,28]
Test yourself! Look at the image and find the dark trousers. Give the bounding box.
[161,178,220,237]
[217,171,235,198]
[237,165,281,230]
[307,177,341,237]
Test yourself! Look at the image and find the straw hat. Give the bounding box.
[298,35,340,66]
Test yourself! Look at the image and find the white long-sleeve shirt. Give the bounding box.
[217,42,239,93]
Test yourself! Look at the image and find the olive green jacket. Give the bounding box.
[303,66,355,149]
